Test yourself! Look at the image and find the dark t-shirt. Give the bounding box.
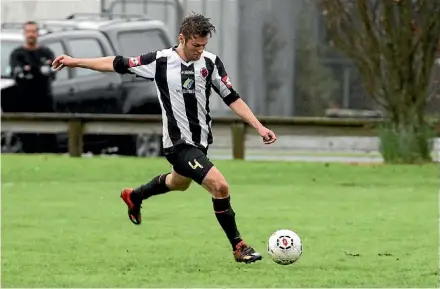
[9,46,56,112]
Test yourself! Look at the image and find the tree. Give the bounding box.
[317,0,440,163]
[295,0,339,116]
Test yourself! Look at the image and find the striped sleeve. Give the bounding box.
[211,56,240,105]
[113,51,157,79]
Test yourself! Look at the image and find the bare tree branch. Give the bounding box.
[316,0,440,123]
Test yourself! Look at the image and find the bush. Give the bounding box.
[378,122,435,164]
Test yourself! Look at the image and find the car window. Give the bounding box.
[68,38,104,77]
[1,40,21,78]
[117,30,168,56]
[44,41,68,81]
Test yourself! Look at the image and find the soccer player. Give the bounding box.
[52,13,277,263]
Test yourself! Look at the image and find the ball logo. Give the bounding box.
[277,236,292,250]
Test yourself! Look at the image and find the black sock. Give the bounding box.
[212,196,243,250]
[133,173,171,200]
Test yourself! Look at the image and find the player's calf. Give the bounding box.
[202,167,243,247]
[201,166,262,263]
[132,170,192,201]
[133,173,171,200]
[212,195,263,263]
[211,195,243,249]
[121,171,190,225]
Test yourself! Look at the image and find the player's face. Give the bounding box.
[24,24,39,46]
[182,34,209,61]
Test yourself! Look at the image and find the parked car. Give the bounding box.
[1,13,174,156]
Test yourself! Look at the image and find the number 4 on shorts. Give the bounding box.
[188,159,203,170]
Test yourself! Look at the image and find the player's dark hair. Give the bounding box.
[179,13,216,40]
[23,20,38,29]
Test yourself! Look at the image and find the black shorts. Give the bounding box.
[164,144,214,185]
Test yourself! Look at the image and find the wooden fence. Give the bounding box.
[1,112,438,159]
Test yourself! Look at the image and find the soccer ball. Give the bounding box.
[267,229,303,265]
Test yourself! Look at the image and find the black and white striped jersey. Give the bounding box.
[113,46,240,152]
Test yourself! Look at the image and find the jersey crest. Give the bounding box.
[200,67,208,79]
[128,56,141,67]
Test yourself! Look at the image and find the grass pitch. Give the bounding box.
[1,155,438,287]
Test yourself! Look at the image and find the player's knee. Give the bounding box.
[202,166,229,198]
[210,179,229,198]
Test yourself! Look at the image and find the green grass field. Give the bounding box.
[1,155,438,287]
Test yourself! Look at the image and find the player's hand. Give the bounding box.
[52,55,75,71]
[258,126,277,144]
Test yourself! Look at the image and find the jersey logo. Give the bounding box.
[200,67,208,79]
[128,56,141,67]
[221,75,233,88]
[183,78,194,89]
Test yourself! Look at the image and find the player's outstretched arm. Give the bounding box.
[52,53,157,79]
[229,98,277,145]
[52,55,116,72]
